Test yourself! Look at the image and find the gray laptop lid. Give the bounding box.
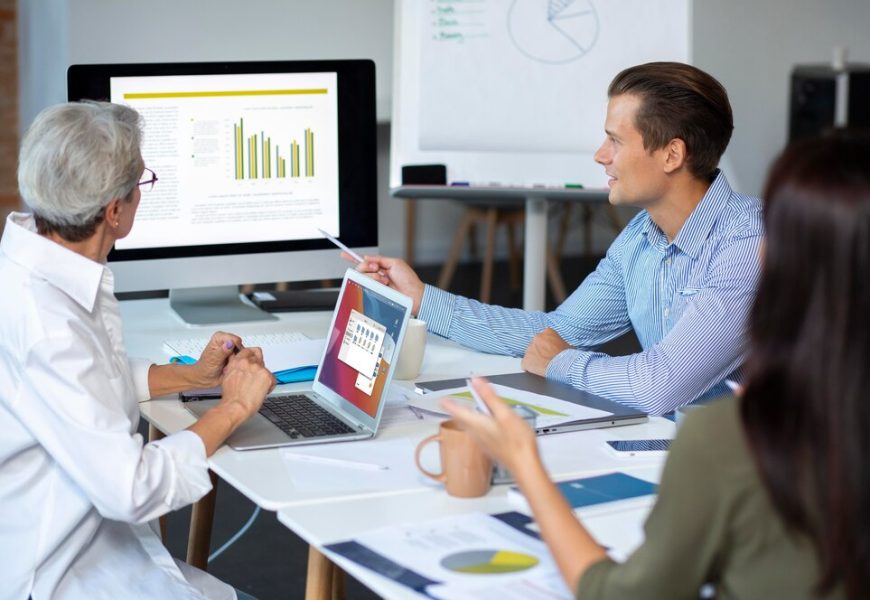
[416,372,647,434]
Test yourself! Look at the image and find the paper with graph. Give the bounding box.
[410,383,611,429]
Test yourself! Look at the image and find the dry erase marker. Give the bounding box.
[466,377,492,415]
[317,228,363,264]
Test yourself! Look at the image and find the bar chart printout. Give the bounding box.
[233,119,316,179]
[110,71,339,250]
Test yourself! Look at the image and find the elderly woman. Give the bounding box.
[448,131,868,599]
[0,102,274,599]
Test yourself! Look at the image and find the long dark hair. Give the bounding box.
[742,131,870,598]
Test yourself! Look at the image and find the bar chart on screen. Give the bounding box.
[111,72,340,249]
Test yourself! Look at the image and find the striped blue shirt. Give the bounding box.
[418,171,763,416]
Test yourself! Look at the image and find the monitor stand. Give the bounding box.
[169,286,278,325]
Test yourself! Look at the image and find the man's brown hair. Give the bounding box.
[608,62,733,179]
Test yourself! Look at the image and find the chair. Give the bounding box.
[437,202,572,305]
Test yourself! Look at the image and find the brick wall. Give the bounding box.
[0,0,17,232]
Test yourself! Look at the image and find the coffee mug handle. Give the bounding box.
[414,433,446,482]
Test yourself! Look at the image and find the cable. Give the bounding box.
[208,506,261,563]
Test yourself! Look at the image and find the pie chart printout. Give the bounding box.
[440,549,540,574]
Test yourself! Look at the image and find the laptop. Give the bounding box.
[186,269,412,450]
[415,372,648,435]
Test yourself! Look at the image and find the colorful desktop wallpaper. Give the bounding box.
[317,279,406,417]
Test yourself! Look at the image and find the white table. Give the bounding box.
[121,297,671,599]
[278,463,667,600]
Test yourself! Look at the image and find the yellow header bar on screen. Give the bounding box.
[123,88,327,99]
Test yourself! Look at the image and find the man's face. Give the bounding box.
[594,94,668,207]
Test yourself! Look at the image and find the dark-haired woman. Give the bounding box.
[448,132,868,599]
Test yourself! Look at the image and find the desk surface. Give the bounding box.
[279,463,666,599]
[122,297,671,599]
[122,298,522,509]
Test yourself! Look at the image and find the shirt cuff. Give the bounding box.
[148,429,212,510]
[545,348,585,384]
[129,357,154,403]
[417,284,457,338]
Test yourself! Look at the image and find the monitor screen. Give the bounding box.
[67,60,377,323]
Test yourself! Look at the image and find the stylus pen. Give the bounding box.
[282,452,389,471]
[466,376,492,416]
[317,228,364,264]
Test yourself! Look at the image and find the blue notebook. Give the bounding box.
[508,472,657,513]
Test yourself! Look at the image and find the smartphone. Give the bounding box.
[606,439,671,456]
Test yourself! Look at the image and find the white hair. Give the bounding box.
[17,101,143,227]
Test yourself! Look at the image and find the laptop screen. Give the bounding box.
[316,276,408,417]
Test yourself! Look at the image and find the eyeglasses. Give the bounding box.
[138,167,158,192]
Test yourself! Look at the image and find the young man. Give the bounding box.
[358,62,762,415]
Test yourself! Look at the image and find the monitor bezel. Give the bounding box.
[67,59,377,264]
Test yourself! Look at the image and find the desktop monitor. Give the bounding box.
[67,60,378,324]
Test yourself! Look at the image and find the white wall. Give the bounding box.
[18,0,870,264]
[693,0,870,197]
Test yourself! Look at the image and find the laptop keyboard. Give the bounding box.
[260,394,356,439]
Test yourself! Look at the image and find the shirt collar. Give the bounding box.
[641,170,733,258]
[1,212,107,311]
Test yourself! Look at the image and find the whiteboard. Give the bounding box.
[390,0,691,188]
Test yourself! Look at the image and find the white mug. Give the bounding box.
[394,319,427,380]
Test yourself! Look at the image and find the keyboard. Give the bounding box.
[163,330,309,358]
[260,394,356,439]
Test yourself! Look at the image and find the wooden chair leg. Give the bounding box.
[546,251,568,305]
[148,424,168,541]
[605,204,624,232]
[187,470,219,570]
[438,209,478,291]
[404,198,417,265]
[480,207,498,304]
[305,546,337,600]
[505,216,521,290]
[555,204,573,260]
[582,205,594,256]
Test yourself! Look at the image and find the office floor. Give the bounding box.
[145,255,641,599]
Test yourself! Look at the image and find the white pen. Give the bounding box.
[283,452,389,471]
[466,376,492,415]
[317,228,364,264]
[724,378,740,392]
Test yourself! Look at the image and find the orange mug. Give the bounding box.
[414,420,493,498]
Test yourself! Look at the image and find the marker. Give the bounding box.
[450,181,470,186]
[317,228,364,264]
[283,452,389,471]
[466,377,492,415]
[724,379,741,393]
[565,183,584,189]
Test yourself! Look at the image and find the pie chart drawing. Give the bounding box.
[507,0,599,64]
[440,549,540,574]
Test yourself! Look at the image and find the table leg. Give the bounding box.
[523,197,548,311]
[305,546,343,600]
[187,470,219,570]
[147,424,169,541]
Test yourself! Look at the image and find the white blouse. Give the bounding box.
[0,213,234,600]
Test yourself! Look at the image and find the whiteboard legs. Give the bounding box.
[523,197,548,312]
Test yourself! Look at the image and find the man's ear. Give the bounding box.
[662,138,687,174]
